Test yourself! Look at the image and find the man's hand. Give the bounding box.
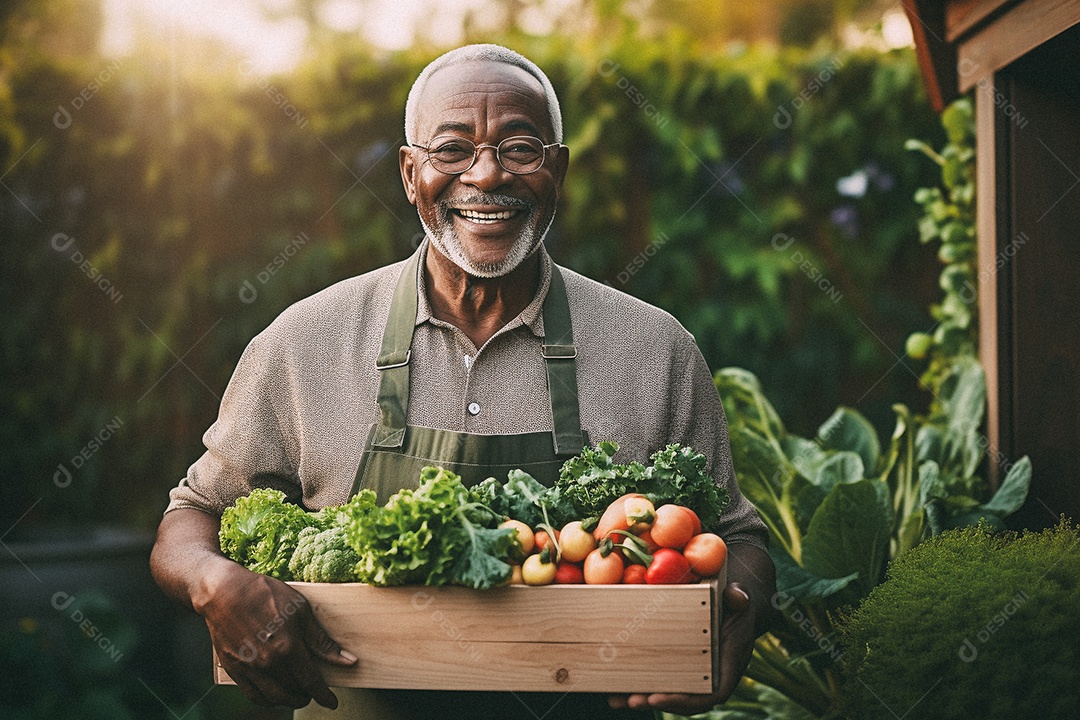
[200,561,357,709]
[150,508,356,710]
[608,543,776,714]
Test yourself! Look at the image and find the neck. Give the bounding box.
[423,242,542,348]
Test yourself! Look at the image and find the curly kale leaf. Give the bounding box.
[644,444,730,532]
[552,442,729,530]
[218,488,315,580]
[554,441,644,519]
[288,525,361,583]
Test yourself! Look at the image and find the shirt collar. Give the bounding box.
[414,239,552,338]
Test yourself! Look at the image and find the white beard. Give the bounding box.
[420,197,556,278]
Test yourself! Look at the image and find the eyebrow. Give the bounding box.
[429,118,545,139]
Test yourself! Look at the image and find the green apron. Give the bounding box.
[296,248,637,720]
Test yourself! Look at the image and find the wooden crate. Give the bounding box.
[214,570,723,694]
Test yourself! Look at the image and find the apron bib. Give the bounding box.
[297,248,636,719]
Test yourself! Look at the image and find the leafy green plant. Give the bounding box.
[903,97,977,407]
[711,368,1030,717]
[840,521,1080,720]
[696,97,1033,720]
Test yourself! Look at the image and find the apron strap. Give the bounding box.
[372,249,421,448]
[372,244,585,456]
[541,266,585,457]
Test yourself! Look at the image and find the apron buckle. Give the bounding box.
[376,349,411,369]
[542,344,577,359]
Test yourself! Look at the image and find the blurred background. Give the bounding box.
[1,0,942,717]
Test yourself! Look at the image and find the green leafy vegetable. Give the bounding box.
[218,488,315,580]
[288,525,361,583]
[553,441,729,530]
[344,466,515,589]
[473,468,554,528]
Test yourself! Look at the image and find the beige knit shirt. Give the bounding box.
[167,243,767,549]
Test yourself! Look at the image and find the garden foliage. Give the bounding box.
[840,522,1080,720]
[1,23,939,529]
[704,99,1032,719]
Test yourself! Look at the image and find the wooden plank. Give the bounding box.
[214,573,723,694]
[946,0,1018,42]
[957,0,1080,91]
[975,81,1002,490]
[218,639,715,694]
[294,581,713,645]
[998,31,1080,528]
[903,0,956,112]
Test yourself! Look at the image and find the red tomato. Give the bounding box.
[645,548,694,584]
[682,533,727,577]
[554,561,585,584]
[651,505,696,549]
[583,548,624,584]
[622,564,648,584]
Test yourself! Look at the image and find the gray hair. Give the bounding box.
[404,43,563,145]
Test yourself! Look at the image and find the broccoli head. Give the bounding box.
[287,525,360,583]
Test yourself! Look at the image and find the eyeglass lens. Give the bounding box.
[424,136,546,174]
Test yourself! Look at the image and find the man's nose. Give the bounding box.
[458,145,513,191]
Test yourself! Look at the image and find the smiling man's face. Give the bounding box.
[400,60,568,278]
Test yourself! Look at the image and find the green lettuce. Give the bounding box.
[344,466,515,589]
[218,488,315,579]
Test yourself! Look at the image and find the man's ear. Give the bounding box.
[551,143,570,198]
[400,145,417,206]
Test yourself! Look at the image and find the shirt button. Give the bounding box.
[467,402,481,416]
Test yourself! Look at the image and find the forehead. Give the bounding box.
[414,60,552,139]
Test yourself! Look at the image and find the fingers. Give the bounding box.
[715,609,756,702]
[723,582,751,611]
[301,608,358,666]
[210,581,353,710]
[610,693,720,714]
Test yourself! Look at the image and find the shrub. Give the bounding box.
[840,521,1080,720]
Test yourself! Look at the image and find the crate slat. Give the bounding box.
[214,570,723,694]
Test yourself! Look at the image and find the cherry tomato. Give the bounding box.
[622,564,648,584]
[651,505,696,549]
[534,528,560,554]
[521,553,557,585]
[678,506,702,536]
[645,548,693,584]
[583,548,624,584]
[500,519,535,558]
[682,533,727,577]
[559,521,597,562]
[554,561,585,584]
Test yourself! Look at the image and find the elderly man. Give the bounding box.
[150,43,775,719]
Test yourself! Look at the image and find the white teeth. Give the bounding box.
[456,208,518,223]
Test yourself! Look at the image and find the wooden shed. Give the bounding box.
[903,0,1080,528]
